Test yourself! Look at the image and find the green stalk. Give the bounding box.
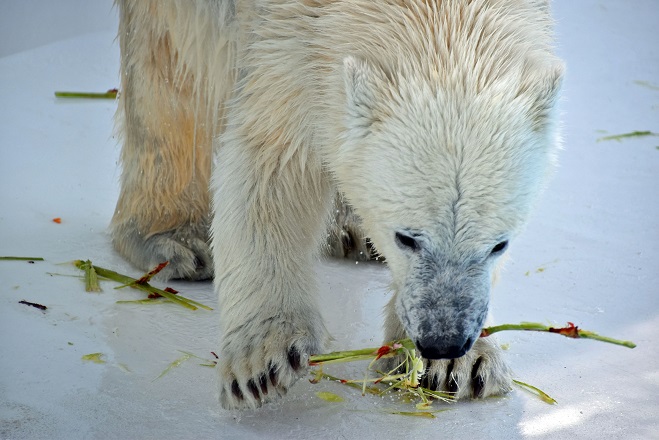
[0,256,44,261]
[572,329,637,348]
[55,90,118,99]
[316,372,381,395]
[513,379,557,405]
[309,339,415,365]
[153,352,192,381]
[480,322,636,349]
[115,299,174,305]
[481,322,550,334]
[596,130,658,142]
[310,353,384,365]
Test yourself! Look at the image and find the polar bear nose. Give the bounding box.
[416,336,474,360]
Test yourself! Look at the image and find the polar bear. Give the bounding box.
[112,0,563,409]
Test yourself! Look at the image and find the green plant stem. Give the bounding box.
[513,379,557,405]
[597,130,658,142]
[310,351,385,365]
[0,256,44,261]
[573,330,637,348]
[480,322,636,348]
[55,90,117,99]
[309,339,415,365]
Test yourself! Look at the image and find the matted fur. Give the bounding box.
[114,0,563,409]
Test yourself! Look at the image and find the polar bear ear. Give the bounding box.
[525,61,565,131]
[343,56,385,131]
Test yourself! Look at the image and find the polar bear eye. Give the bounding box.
[490,240,509,255]
[395,231,420,253]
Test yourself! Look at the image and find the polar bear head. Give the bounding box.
[334,55,563,359]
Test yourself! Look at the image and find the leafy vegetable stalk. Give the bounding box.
[479,321,636,348]
[72,260,212,311]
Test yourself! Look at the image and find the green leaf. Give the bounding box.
[388,411,436,418]
[597,131,658,142]
[0,256,44,261]
[81,353,105,364]
[315,391,344,403]
[153,353,192,381]
[513,379,557,405]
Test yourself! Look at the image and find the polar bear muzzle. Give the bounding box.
[395,247,491,360]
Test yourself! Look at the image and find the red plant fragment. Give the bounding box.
[52,217,62,224]
[147,286,179,299]
[549,322,581,339]
[135,261,169,285]
[375,344,393,360]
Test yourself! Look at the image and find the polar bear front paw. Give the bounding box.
[112,222,212,281]
[218,318,325,410]
[420,337,513,399]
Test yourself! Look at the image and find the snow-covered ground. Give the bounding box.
[1,1,657,439]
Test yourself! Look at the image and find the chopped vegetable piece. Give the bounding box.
[315,391,344,403]
[153,352,192,381]
[82,353,106,364]
[72,260,212,311]
[513,379,557,405]
[597,131,658,142]
[18,300,47,310]
[54,89,118,99]
[0,256,44,261]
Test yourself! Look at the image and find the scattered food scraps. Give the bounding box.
[315,391,345,403]
[81,353,106,364]
[153,352,193,381]
[633,80,659,91]
[513,379,557,404]
[18,300,47,311]
[305,322,635,410]
[52,217,62,224]
[73,260,212,310]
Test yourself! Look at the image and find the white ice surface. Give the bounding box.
[0,1,657,439]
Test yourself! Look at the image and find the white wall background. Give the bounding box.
[0,0,118,57]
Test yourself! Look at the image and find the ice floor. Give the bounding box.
[1,1,658,439]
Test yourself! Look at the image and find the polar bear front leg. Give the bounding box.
[111,1,216,280]
[211,130,332,409]
[383,299,513,399]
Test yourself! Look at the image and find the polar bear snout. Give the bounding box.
[395,252,491,361]
[415,334,475,360]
